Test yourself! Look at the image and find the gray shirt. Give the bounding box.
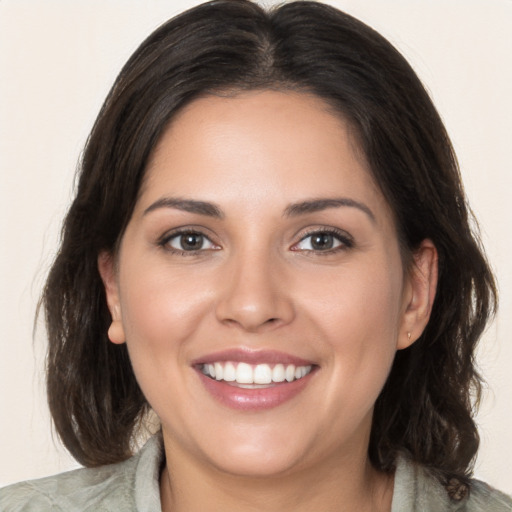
[1,435,511,511]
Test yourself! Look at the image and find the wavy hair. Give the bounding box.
[43,0,496,491]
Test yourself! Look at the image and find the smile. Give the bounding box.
[200,362,313,386]
[193,349,318,410]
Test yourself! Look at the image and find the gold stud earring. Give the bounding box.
[407,332,412,342]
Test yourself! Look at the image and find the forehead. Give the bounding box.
[138,90,388,220]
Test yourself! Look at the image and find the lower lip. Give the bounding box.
[196,369,316,411]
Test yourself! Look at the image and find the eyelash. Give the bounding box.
[157,227,354,256]
[291,228,354,255]
[158,228,220,256]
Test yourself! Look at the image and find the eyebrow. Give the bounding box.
[143,198,224,218]
[143,196,375,223]
[284,198,375,223]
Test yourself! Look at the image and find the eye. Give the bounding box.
[292,229,353,252]
[164,231,218,252]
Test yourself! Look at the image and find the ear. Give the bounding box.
[98,251,126,344]
[397,239,438,350]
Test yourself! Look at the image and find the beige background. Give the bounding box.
[1,0,511,491]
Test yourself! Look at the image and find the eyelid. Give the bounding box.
[156,225,353,255]
[291,227,354,252]
[157,226,221,253]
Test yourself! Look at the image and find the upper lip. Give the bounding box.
[191,348,315,367]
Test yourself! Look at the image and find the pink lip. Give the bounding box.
[196,369,316,411]
[191,348,314,366]
[192,348,318,411]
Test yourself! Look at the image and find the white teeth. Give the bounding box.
[236,362,253,384]
[285,364,295,382]
[223,362,236,382]
[272,364,285,383]
[214,362,223,381]
[254,364,272,384]
[202,362,312,385]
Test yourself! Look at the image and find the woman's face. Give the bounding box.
[101,90,435,477]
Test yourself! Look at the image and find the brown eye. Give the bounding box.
[166,232,217,252]
[293,229,353,252]
[310,233,335,250]
[180,233,204,250]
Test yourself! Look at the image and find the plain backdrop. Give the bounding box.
[1,0,511,492]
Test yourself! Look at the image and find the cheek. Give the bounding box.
[116,263,219,402]
[302,259,403,340]
[116,263,215,414]
[299,260,403,406]
[120,264,212,345]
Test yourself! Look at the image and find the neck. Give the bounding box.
[159,436,394,512]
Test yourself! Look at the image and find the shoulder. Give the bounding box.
[0,464,131,512]
[393,454,512,512]
[466,479,512,512]
[0,435,164,512]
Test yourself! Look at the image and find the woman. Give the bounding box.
[1,0,511,510]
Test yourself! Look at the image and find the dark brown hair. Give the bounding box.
[43,0,496,490]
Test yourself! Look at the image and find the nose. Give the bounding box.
[215,250,295,332]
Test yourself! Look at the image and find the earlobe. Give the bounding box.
[98,251,126,344]
[398,239,438,350]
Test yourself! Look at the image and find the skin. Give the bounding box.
[99,90,437,512]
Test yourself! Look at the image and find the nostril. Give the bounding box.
[221,316,282,332]
[215,285,295,331]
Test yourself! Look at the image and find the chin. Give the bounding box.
[166,419,315,478]
[207,447,308,478]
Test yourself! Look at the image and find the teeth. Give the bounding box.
[272,364,285,383]
[223,362,236,382]
[201,361,312,385]
[236,362,253,384]
[254,364,272,384]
